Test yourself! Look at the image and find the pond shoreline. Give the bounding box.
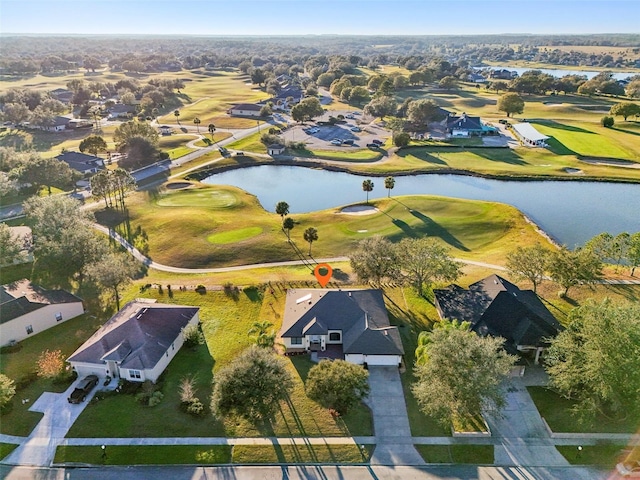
[185,156,640,185]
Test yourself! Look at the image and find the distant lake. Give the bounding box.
[480,66,637,80]
[202,165,640,247]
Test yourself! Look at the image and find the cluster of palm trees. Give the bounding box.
[362,176,395,204]
[275,201,319,255]
[173,110,216,143]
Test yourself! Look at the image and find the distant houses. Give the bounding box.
[490,69,519,80]
[108,104,137,119]
[227,103,262,117]
[0,279,84,346]
[443,113,497,137]
[56,151,105,176]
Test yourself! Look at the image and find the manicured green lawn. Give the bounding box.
[207,226,263,244]
[527,387,639,434]
[0,443,18,460]
[67,289,373,439]
[111,185,547,269]
[415,445,494,464]
[557,445,629,467]
[225,132,266,153]
[232,444,374,464]
[54,445,232,465]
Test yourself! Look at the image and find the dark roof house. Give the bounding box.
[279,289,404,366]
[68,301,200,382]
[56,151,105,175]
[434,274,562,363]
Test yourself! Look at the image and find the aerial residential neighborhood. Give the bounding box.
[0,2,639,480]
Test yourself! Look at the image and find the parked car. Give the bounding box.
[372,139,384,145]
[366,143,379,148]
[352,111,361,115]
[499,119,508,124]
[343,139,355,145]
[68,375,99,404]
[330,139,342,145]
[617,461,640,477]
[345,114,355,119]
[350,126,361,132]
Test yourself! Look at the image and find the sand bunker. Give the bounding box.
[165,182,193,190]
[580,159,640,169]
[340,205,379,215]
[564,167,583,174]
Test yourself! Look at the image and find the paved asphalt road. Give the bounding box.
[0,464,608,480]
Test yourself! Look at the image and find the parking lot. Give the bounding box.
[281,118,388,150]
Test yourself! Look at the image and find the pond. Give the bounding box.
[477,66,638,80]
[202,165,640,247]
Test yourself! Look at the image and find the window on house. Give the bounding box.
[291,337,303,345]
[26,325,33,334]
[129,370,141,379]
[329,332,341,341]
[55,312,63,322]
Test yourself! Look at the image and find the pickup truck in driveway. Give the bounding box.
[68,375,99,404]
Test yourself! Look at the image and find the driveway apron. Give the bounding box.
[365,366,425,466]
[486,378,569,467]
[4,380,98,466]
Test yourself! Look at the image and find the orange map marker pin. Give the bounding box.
[314,263,333,287]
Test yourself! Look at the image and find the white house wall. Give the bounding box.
[344,354,365,365]
[230,109,261,117]
[1,302,84,346]
[142,311,199,383]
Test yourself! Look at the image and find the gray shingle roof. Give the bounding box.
[280,289,404,356]
[68,301,199,370]
[56,151,105,173]
[0,279,83,325]
[434,274,562,353]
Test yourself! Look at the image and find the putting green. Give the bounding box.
[207,226,263,244]
[157,189,238,208]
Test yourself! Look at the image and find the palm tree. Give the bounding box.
[248,320,277,348]
[303,227,319,256]
[414,320,471,366]
[283,217,294,242]
[384,176,395,198]
[275,201,289,225]
[193,117,201,134]
[362,179,374,204]
[208,123,216,142]
[173,110,180,125]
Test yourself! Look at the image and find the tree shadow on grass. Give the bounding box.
[533,119,596,134]
[612,126,640,137]
[396,148,449,166]
[466,147,529,165]
[543,138,577,156]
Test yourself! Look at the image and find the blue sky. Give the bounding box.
[1,0,639,35]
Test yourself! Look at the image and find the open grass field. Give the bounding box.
[231,444,374,464]
[0,443,18,460]
[110,183,549,269]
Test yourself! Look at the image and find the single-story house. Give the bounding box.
[68,301,200,383]
[468,73,488,83]
[434,274,563,364]
[38,116,72,132]
[108,104,136,119]
[227,103,262,117]
[49,88,74,104]
[267,144,286,156]
[0,279,84,346]
[158,125,173,136]
[66,119,92,129]
[490,69,518,80]
[56,151,105,175]
[512,122,550,147]
[279,288,404,367]
[444,113,484,136]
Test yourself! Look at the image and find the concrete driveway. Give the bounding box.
[485,377,570,467]
[365,366,425,466]
[3,378,101,466]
